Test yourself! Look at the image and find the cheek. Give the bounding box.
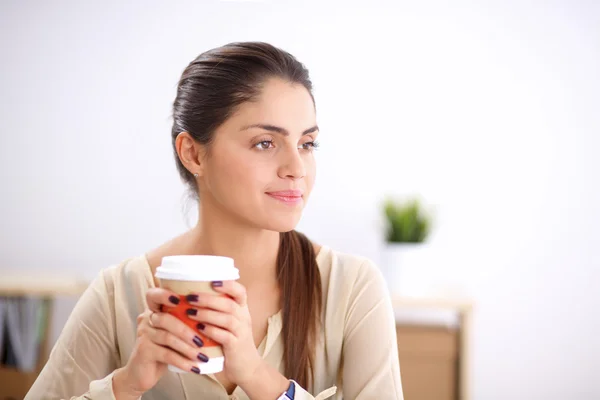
[209,154,272,197]
[304,157,317,193]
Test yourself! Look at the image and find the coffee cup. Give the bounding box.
[155,255,239,374]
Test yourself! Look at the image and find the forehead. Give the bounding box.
[227,78,316,131]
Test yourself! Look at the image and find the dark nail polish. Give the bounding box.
[186,294,199,302]
[193,335,204,347]
[197,353,209,363]
[191,366,200,374]
[168,295,180,305]
[186,308,197,316]
[211,281,223,287]
[197,323,205,330]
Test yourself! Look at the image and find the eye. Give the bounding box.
[299,141,320,151]
[254,140,274,150]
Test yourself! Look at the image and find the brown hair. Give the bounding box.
[171,42,322,387]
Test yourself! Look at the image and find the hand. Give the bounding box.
[113,288,209,398]
[185,280,264,387]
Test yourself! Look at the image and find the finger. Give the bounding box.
[186,292,238,315]
[146,288,182,313]
[147,324,210,365]
[199,323,237,347]
[187,308,238,333]
[144,339,202,374]
[209,280,247,306]
[149,311,208,349]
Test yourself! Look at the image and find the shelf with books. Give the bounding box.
[0,277,89,399]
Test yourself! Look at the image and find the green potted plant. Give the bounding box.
[381,196,434,294]
[384,198,431,244]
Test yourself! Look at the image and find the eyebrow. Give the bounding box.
[240,124,319,136]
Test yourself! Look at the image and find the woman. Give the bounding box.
[27,42,403,400]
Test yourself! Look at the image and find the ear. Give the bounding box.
[175,132,207,177]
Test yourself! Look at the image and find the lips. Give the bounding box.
[266,190,304,205]
[266,190,303,197]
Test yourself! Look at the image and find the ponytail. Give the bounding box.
[276,230,322,387]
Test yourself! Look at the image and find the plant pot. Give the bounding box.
[380,242,430,296]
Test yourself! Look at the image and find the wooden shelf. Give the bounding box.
[0,286,474,400]
[0,276,90,297]
[0,277,88,399]
[392,295,473,312]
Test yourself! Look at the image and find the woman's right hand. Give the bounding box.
[112,288,207,399]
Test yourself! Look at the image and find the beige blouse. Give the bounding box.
[26,246,403,400]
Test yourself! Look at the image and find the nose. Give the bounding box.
[277,146,306,180]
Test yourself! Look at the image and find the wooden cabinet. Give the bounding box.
[392,297,473,400]
[0,367,40,400]
[397,324,459,400]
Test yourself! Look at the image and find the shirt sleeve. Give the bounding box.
[340,259,404,399]
[26,268,121,400]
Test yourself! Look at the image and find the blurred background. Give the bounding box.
[1,1,599,399]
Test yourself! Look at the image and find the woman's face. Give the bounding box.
[198,77,318,232]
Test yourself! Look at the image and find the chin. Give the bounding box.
[260,215,302,233]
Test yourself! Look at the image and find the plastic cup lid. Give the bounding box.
[155,255,239,281]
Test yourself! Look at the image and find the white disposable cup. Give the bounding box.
[155,255,239,374]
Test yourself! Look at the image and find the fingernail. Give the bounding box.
[197,353,209,363]
[186,308,197,316]
[168,295,180,305]
[191,366,200,374]
[197,323,205,330]
[211,281,223,287]
[186,294,199,302]
[193,335,204,347]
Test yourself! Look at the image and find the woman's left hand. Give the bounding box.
[185,280,264,386]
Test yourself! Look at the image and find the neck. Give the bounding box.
[188,202,281,289]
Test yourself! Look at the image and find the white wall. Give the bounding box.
[1,1,599,399]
